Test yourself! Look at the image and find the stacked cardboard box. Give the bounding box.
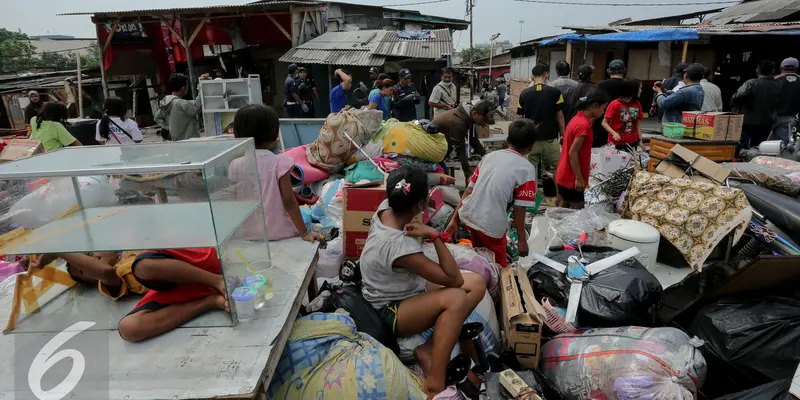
[681,111,744,142]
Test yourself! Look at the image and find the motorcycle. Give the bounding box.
[729,182,800,262]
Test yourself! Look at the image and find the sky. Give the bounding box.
[0,0,729,49]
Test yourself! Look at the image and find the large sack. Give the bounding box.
[722,161,800,197]
[689,292,800,397]
[526,247,663,328]
[11,176,118,229]
[306,109,383,173]
[540,327,707,400]
[381,120,449,162]
[267,312,425,399]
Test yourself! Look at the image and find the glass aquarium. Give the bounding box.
[0,139,270,330]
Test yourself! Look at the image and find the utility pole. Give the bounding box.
[469,0,474,101]
[519,20,524,44]
[76,53,83,118]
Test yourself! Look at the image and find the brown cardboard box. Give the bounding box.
[475,124,491,139]
[500,266,543,369]
[682,112,744,141]
[655,144,730,184]
[0,139,43,163]
[343,184,386,259]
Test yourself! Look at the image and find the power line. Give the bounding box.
[383,0,454,6]
[513,0,737,5]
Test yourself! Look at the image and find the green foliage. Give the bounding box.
[0,29,101,73]
[458,47,491,64]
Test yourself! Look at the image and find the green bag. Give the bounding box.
[345,161,384,185]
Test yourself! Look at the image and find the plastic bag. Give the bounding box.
[10,176,118,229]
[689,292,800,396]
[316,238,344,278]
[321,283,399,354]
[714,380,793,400]
[722,162,800,197]
[541,327,706,400]
[545,204,619,247]
[526,247,663,328]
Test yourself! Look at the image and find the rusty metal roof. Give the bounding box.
[708,0,800,24]
[58,1,320,17]
[279,29,452,66]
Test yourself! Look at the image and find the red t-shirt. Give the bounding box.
[556,111,593,189]
[604,99,642,145]
[134,248,221,307]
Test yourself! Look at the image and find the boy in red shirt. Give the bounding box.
[118,248,229,342]
[556,91,610,209]
[601,78,643,151]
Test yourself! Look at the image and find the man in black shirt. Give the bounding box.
[294,67,317,118]
[517,63,565,186]
[392,69,421,122]
[774,57,800,145]
[283,64,303,118]
[732,60,783,149]
[593,59,627,147]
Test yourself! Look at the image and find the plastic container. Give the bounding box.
[245,259,274,304]
[242,274,269,309]
[607,219,660,271]
[231,286,257,323]
[662,122,685,138]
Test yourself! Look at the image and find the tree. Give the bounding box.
[458,47,491,65]
[0,29,101,73]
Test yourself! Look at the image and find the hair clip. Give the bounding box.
[579,96,588,103]
[395,179,411,195]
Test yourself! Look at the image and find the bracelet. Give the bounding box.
[429,232,452,243]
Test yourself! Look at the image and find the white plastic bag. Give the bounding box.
[10,176,118,229]
[316,238,344,278]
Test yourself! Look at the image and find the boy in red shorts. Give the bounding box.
[446,119,538,267]
[118,248,229,342]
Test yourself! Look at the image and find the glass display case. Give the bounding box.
[0,139,270,330]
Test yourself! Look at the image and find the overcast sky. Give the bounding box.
[0,0,727,49]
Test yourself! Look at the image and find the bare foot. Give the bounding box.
[423,377,445,399]
[212,294,230,313]
[414,342,434,379]
[213,276,227,297]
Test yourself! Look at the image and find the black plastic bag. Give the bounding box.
[320,282,399,354]
[714,380,793,400]
[526,246,663,328]
[689,292,800,396]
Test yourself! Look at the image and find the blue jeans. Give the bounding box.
[773,115,796,145]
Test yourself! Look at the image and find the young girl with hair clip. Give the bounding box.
[360,166,487,398]
[96,97,143,145]
[556,90,611,209]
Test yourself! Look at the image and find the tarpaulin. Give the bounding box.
[538,29,699,46]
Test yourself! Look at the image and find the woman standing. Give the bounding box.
[96,97,143,145]
[30,102,82,152]
[368,79,395,121]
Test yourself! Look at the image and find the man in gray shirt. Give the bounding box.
[155,73,202,141]
[550,60,578,121]
[700,68,723,112]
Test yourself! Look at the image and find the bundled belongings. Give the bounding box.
[623,171,752,271]
[306,109,383,173]
[689,291,800,397]
[714,380,793,400]
[540,327,707,400]
[722,161,800,198]
[526,246,663,328]
[267,312,426,399]
[751,156,800,172]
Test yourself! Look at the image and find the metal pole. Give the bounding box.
[469,0,474,102]
[182,19,198,99]
[489,39,493,86]
[98,44,108,99]
[76,53,84,118]
[519,20,524,44]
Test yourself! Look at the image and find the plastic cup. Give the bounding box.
[231,286,256,323]
[246,259,274,304]
[242,274,268,309]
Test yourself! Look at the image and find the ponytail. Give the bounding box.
[99,97,128,140]
[576,90,610,111]
[386,167,428,214]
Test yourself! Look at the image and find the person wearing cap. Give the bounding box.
[329,69,352,114]
[368,67,379,85]
[732,60,782,149]
[284,64,303,117]
[774,57,800,144]
[565,65,596,121]
[294,67,317,117]
[24,90,44,126]
[593,59,627,147]
[700,68,723,112]
[392,69,421,122]
[428,67,458,118]
[653,63,705,124]
[432,100,492,185]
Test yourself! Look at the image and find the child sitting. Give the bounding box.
[229,104,324,242]
[601,78,643,151]
[446,119,539,267]
[32,252,147,300]
[117,248,227,342]
[360,167,487,398]
[556,91,611,209]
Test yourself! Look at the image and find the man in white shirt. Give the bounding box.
[700,68,723,112]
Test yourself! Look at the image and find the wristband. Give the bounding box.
[429,232,452,243]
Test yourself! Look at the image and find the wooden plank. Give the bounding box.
[681,41,689,62]
[160,17,187,49]
[187,14,211,46]
[103,19,120,51]
[267,14,292,41]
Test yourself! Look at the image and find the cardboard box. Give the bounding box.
[343,184,386,259]
[682,112,744,142]
[500,266,544,369]
[655,144,730,184]
[0,139,43,163]
[475,124,491,139]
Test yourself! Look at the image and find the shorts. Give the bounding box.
[558,185,585,203]
[125,300,169,317]
[465,225,509,267]
[377,300,402,335]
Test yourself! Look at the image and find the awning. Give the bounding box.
[538,29,699,46]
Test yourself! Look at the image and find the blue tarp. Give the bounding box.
[538,29,699,46]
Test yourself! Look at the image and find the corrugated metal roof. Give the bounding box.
[58,1,320,17]
[279,29,452,66]
[563,20,800,33]
[708,0,800,23]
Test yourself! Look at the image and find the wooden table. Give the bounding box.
[648,136,738,172]
[0,238,319,400]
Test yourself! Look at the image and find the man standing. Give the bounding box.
[329,69,352,114]
[700,68,723,112]
[24,91,43,125]
[154,73,202,141]
[566,65,596,121]
[550,61,578,119]
[496,78,508,112]
[663,62,690,92]
[284,64,303,117]
[432,100,492,185]
[392,69,421,122]
[774,57,800,145]
[295,67,318,118]
[593,59,627,147]
[517,64,565,189]
[653,63,705,123]
[428,67,458,118]
[732,60,783,149]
